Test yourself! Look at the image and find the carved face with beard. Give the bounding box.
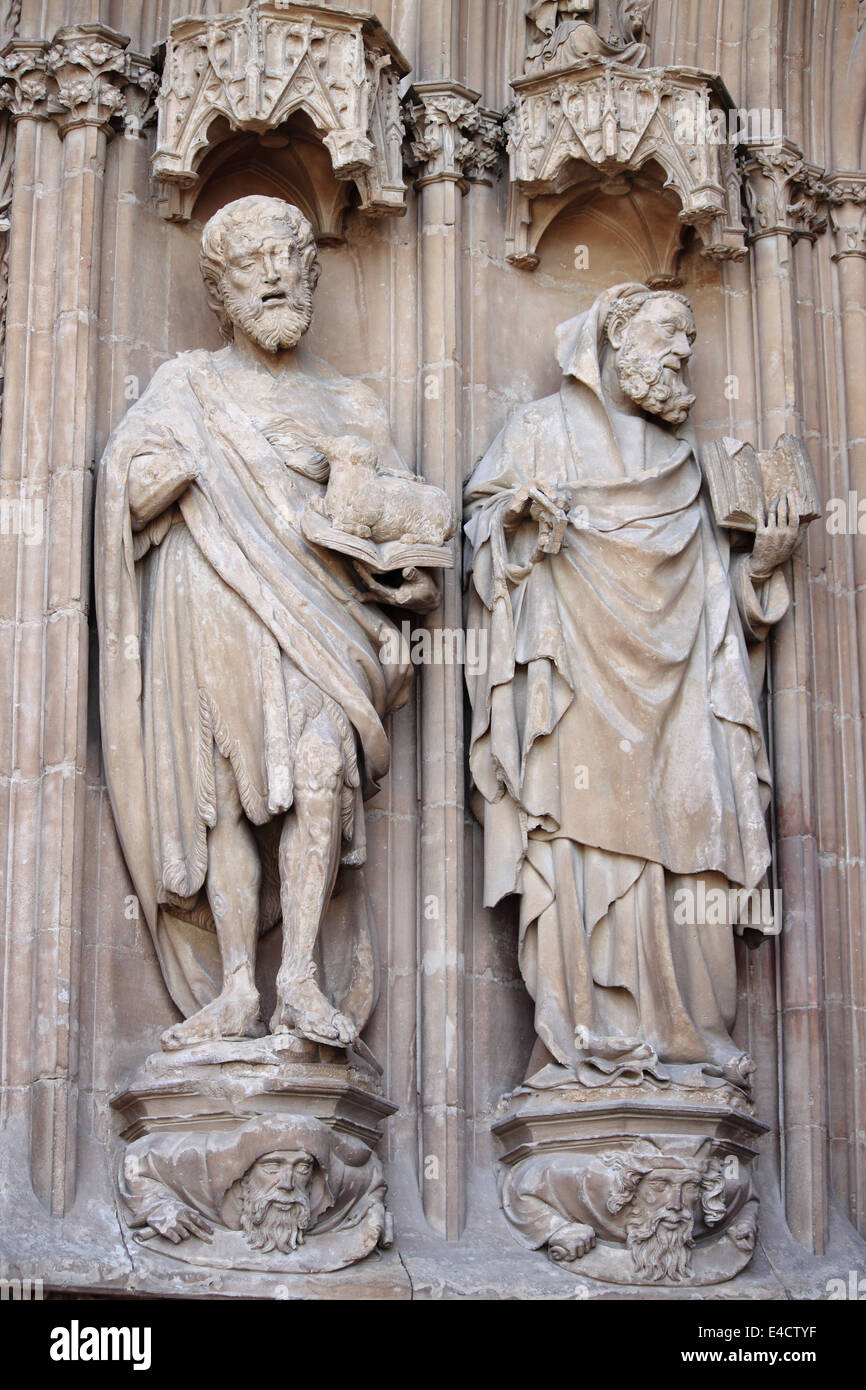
[606,292,697,425]
[218,216,316,352]
[236,1150,315,1254]
[623,1169,702,1282]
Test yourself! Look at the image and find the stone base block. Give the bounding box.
[492,1084,768,1288]
[109,1034,397,1277]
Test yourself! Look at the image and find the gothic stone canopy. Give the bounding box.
[152,1,409,221]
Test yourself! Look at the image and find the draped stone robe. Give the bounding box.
[96,346,414,1026]
[464,300,789,1085]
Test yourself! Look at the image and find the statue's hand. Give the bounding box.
[503,480,569,529]
[530,496,569,556]
[749,489,801,581]
[503,482,570,566]
[549,1222,596,1263]
[140,1200,214,1245]
[353,562,441,612]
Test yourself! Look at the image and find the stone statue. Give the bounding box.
[467,281,809,1281]
[525,0,651,72]
[96,195,446,1061]
[465,281,803,1091]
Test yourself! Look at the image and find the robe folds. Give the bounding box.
[464,290,789,1078]
[96,348,414,1022]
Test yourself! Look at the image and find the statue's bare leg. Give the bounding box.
[161,752,264,1050]
[270,712,356,1046]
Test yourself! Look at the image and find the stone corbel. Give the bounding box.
[152,1,410,223]
[111,1040,397,1274]
[405,82,504,192]
[504,61,749,270]
[741,139,828,244]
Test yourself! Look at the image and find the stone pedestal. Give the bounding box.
[493,1083,768,1287]
[110,1036,396,1276]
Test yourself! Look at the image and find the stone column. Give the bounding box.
[406,78,476,1239]
[742,140,830,1254]
[0,24,147,1215]
[407,76,504,1236]
[825,172,866,1238]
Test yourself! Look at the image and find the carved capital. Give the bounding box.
[0,40,53,120]
[45,25,130,137]
[405,82,492,190]
[120,52,160,140]
[0,27,157,138]
[822,173,866,261]
[461,106,506,184]
[741,139,827,243]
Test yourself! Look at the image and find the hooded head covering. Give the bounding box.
[121,1115,384,1236]
[554,281,684,390]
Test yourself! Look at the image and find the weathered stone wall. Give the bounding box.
[0,0,864,1297]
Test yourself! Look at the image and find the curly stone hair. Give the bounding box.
[603,286,693,348]
[198,195,321,341]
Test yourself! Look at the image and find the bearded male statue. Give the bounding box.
[465,282,802,1094]
[96,195,440,1056]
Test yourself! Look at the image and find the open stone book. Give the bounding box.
[300,503,455,573]
[702,433,821,531]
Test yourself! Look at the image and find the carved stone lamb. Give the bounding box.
[311,434,456,547]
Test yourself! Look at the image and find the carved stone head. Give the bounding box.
[605,1141,726,1282]
[235,1148,317,1254]
[604,287,697,424]
[618,0,652,40]
[199,194,321,350]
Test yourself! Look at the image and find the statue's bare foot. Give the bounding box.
[271,976,357,1047]
[161,983,264,1052]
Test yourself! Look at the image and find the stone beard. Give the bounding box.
[623,1190,697,1282]
[236,1153,315,1254]
[614,340,696,424]
[608,289,697,425]
[237,1180,312,1254]
[219,274,314,353]
[616,1163,726,1283]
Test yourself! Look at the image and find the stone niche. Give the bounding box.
[505,61,748,269]
[152,1,409,222]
